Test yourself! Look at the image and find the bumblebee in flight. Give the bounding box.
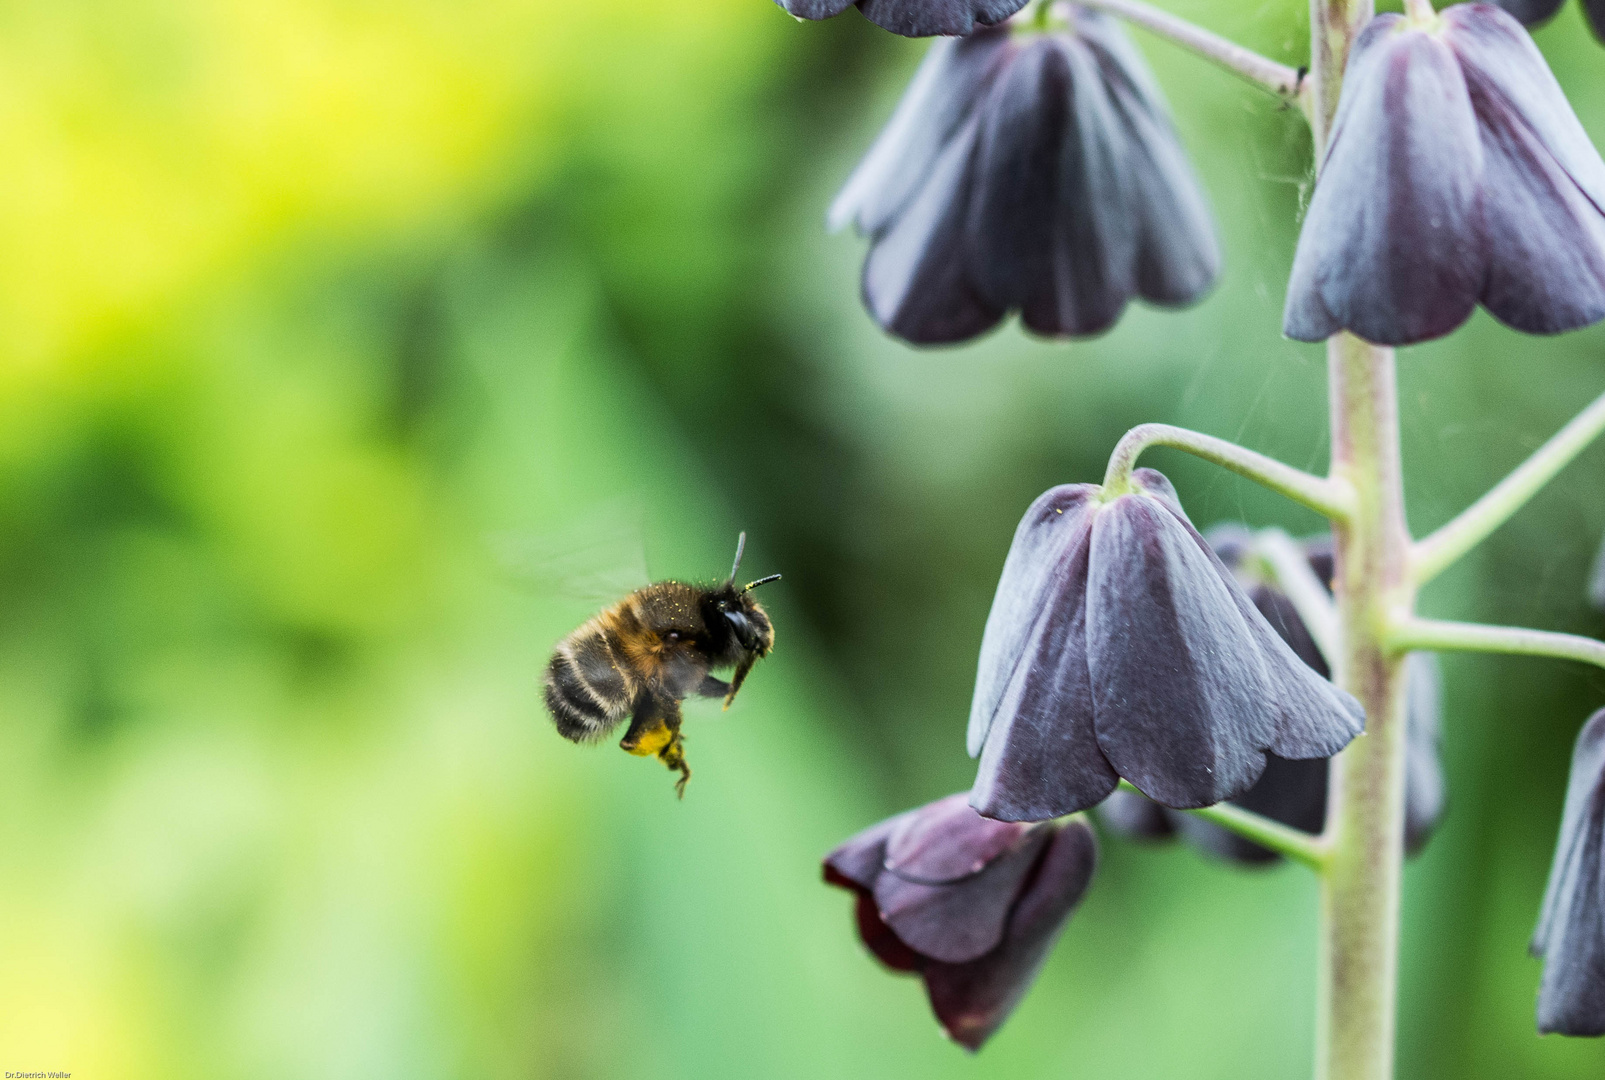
[542,533,779,796]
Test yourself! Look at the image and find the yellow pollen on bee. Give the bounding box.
[624,721,676,758]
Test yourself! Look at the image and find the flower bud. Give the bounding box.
[831,11,1218,346]
[1532,709,1605,1035]
[968,472,1364,821]
[1284,4,1605,345]
[775,0,1028,37]
[823,794,1098,1049]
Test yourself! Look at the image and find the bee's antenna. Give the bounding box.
[743,573,782,592]
[728,531,747,586]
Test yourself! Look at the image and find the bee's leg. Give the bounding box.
[659,731,691,799]
[619,694,676,757]
[621,694,690,796]
[696,674,731,699]
[722,656,757,710]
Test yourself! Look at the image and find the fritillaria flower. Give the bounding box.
[967,471,1364,821]
[830,9,1219,346]
[823,794,1098,1049]
[1532,709,1605,1035]
[1284,4,1605,345]
[1098,528,1446,863]
[1495,0,1605,42]
[774,0,1028,38]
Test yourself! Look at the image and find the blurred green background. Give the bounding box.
[2,0,1603,1077]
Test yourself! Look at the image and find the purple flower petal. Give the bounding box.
[885,793,1033,882]
[773,0,857,20]
[1586,0,1605,41]
[1447,3,1605,333]
[1533,709,1605,1035]
[1077,14,1219,306]
[966,34,1132,337]
[824,815,904,891]
[968,485,1117,821]
[1284,15,1484,344]
[773,0,1028,37]
[837,14,1216,346]
[1493,0,1567,24]
[851,892,924,972]
[1173,511,1362,759]
[923,819,1098,1049]
[875,825,1051,964]
[857,0,1029,38]
[1086,489,1279,807]
[860,113,1003,344]
[830,33,1012,236]
[969,484,1101,754]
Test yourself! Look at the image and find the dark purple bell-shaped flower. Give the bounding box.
[1097,528,1446,862]
[1494,0,1605,42]
[774,0,1027,37]
[830,9,1219,346]
[823,794,1098,1049]
[967,471,1365,821]
[1284,4,1605,346]
[1532,708,1605,1035]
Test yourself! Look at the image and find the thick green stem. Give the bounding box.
[1321,337,1413,1080]
[1102,422,1355,519]
[1304,0,1409,1072]
[1307,0,1370,157]
[1114,780,1330,869]
[1412,388,1605,585]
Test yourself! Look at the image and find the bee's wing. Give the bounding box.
[487,501,651,604]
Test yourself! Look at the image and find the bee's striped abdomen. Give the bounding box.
[544,622,635,743]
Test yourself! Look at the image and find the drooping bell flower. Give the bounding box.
[823,793,1098,1049]
[830,9,1219,346]
[968,471,1365,821]
[1284,4,1605,346]
[1494,0,1605,42]
[1097,527,1446,862]
[1532,709,1605,1035]
[774,0,1028,37]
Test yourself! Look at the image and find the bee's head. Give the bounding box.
[710,532,780,655]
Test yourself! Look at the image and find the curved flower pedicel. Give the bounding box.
[1533,709,1605,1035]
[823,794,1098,1049]
[1495,0,1605,41]
[774,0,1028,37]
[967,470,1364,821]
[1284,3,1605,346]
[1100,529,1446,863]
[830,9,1219,345]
